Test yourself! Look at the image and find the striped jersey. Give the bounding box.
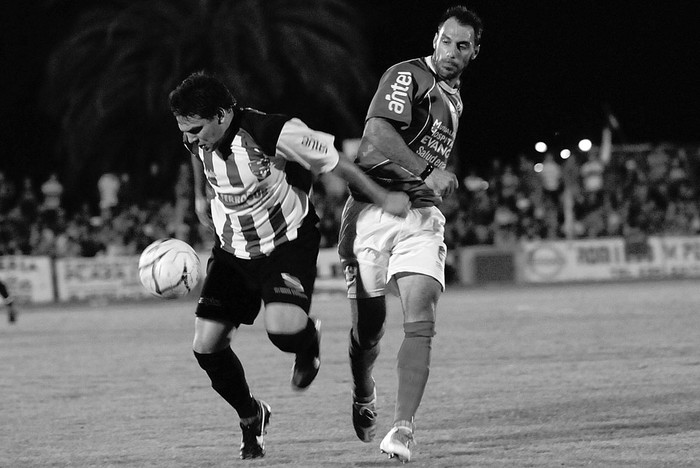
[187,109,339,259]
[352,56,463,207]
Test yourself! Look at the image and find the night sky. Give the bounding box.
[2,1,699,180]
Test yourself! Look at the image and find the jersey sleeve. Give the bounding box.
[275,118,340,175]
[365,61,420,130]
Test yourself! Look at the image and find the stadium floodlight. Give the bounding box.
[560,149,571,159]
[535,141,547,153]
[578,138,592,152]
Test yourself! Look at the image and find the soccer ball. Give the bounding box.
[138,238,201,299]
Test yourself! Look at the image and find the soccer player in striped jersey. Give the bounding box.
[338,6,483,462]
[168,71,409,460]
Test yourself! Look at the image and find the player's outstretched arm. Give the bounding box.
[362,117,457,198]
[332,156,410,218]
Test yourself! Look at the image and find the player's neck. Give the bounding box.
[427,56,460,89]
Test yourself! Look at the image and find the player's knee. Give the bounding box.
[193,348,227,372]
[353,325,385,349]
[264,303,308,334]
[353,297,386,348]
[403,320,435,338]
[267,318,317,354]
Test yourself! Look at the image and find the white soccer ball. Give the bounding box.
[138,238,201,299]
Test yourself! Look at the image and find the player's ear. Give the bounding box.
[432,32,438,50]
[472,45,480,60]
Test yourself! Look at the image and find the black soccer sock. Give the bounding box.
[349,332,380,399]
[394,321,435,425]
[350,297,386,399]
[267,317,318,356]
[194,348,257,419]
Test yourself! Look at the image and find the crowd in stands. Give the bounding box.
[1,142,699,258]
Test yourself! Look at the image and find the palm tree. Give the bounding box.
[42,0,374,206]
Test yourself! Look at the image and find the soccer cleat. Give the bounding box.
[380,425,414,463]
[239,399,271,460]
[352,388,377,442]
[291,319,321,390]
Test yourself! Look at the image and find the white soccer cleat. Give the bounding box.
[379,425,414,463]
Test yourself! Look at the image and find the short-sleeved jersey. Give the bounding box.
[352,56,463,207]
[188,108,339,259]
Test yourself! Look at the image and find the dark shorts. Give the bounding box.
[195,216,320,326]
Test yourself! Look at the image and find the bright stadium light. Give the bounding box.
[578,138,592,152]
[535,141,547,153]
[560,149,571,159]
[534,162,543,173]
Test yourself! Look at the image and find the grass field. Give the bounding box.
[2,280,700,467]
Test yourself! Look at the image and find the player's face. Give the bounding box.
[432,17,478,85]
[176,114,226,152]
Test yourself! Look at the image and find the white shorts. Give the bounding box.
[338,197,446,299]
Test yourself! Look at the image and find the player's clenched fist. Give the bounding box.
[381,191,411,217]
[424,167,458,198]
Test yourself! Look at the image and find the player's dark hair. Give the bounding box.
[169,71,237,119]
[438,6,483,46]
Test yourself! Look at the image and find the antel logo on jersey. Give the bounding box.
[385,71,412,114]
[526,244,566,279]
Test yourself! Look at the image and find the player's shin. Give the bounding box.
[349,332,380,398]
[394,320,435,424]
[194,348,257,419]
[350,297,386,398]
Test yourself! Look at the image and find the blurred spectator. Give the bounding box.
[517,153,540,195]
[463,169,488,193]
[539,153,562,205]
[498,164,519,204]
[40,173,63,213]
[97,172,120,220]
[646,144,670,184]
[118,173,137,210]
[17,177,39,223]
[0,171,16,215]
[580,152,605,195]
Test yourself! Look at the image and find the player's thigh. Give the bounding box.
[395,273,441,323]
[339,200,397,298]
[260,224,320,333]
[388,207,447,293]
[193,316,237,353]
[264,302,308,334]
[196,247,263,326]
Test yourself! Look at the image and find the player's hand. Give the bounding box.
[381,191,411,218]
[424,167,458,198]
[194,196,214,231]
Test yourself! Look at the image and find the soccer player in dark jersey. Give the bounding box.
[338,6,483,462]
[0,279,18,324]
[168,71,409,460]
